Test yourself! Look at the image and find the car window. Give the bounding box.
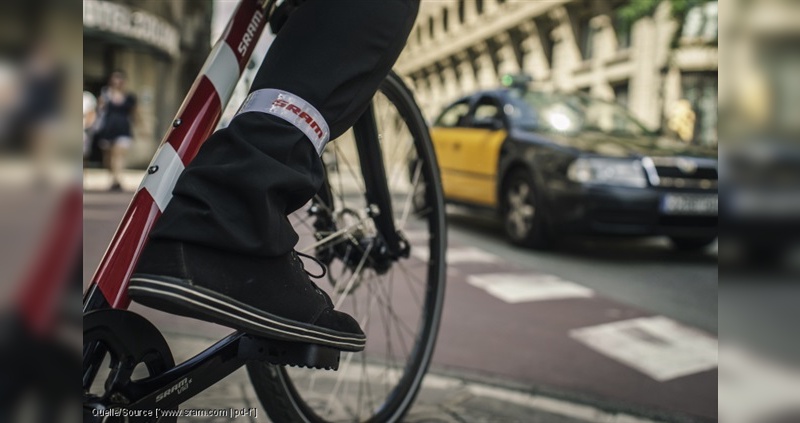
[507,90,651,137]
[473,98,500,122]
[435,100,470,127]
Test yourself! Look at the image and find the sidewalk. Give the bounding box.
[170,332,657,423]
[83,167,144,191]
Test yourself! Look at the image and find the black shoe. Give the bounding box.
[128,240,366,352]
[109,182,123,192]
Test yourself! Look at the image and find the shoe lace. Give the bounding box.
[295,250,327,279]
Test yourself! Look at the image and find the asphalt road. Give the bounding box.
[444,206,718,334]
[83,189,718,422]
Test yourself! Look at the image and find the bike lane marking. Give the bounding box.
[466,273,594,303]
[410,244,504,264]
[569,316,718,381]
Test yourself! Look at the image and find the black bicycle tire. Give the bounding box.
[247,71,447,423]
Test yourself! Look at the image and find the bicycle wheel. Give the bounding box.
[247,71,446,423]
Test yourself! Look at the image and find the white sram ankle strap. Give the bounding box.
[235,88,330,155]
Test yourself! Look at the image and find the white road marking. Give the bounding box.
[467,384,655,423]
[719,344,800,423]
[401,229,431,242]
[412,246,502,264]
[570,316,718,381]
[467,273,594,304]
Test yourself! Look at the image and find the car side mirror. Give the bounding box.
[473,117,504,131]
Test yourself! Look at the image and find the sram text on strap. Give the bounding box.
[236,89,330,155]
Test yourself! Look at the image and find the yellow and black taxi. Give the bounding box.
[430,87,718,249]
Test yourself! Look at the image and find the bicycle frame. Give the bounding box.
[83,0,273,405]
[83,0,406,413]
[83,0,271,312]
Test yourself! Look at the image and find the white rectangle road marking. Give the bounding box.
[412,246,502,264]
[570,316,718,381]
[719,344,800,423]
[467,273,594,304]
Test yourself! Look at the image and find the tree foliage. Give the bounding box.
[616,0,715,46]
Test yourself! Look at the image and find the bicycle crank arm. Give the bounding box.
[118,332,340,412]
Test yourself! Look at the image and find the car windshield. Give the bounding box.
[506,91,652,137]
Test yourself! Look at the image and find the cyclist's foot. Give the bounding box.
[128,240,366,352]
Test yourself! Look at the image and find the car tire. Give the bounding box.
[502,168,552,249]
[669,236,716,251]
[742,241,789,266]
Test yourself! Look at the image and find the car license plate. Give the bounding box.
[660,193,718,215]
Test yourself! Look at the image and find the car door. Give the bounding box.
[430,99,472,199]
[446,95,508,206]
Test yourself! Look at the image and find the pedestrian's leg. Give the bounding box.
[131,0,419,350]
[109,142,126,188]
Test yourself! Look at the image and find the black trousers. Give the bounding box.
[151,0,419,257]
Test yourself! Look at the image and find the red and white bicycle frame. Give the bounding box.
[83,0,271,312]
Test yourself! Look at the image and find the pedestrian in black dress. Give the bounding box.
[96,71,136,191]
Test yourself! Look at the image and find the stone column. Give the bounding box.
[519,22,551,83]
[484,0,500,15]
[475,47,497,90]
[426,68,445,118]
[412,72,430,119]
[548,7,580,92]
[457,52,478,95]
[629,15,661,128]
[464,0,479,25]
[494,33,521,77]
[441,63,460,104]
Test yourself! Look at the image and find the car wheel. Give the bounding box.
[741,241,789,266]
[669,236,716,251]
[502,169,552,249]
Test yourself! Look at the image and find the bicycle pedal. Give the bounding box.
[242,336,340,370]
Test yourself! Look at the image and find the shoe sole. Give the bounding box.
[128,275,366,352]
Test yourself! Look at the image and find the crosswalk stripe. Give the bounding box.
[412,246,502,264]
[570,316,718,381]
[466,273,594,303]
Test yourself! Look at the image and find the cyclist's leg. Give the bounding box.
[130,0,419,350]
[151,0,418,256]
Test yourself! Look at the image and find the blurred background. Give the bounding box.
[78,1,721,422]
[0,0,81,422]
[1,0,799,421]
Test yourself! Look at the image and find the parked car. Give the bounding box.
[429,88,718,249]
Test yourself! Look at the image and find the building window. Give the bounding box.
[578,16,596,61]
[682,1,718,43]
[681,72,718,146]
[534,16,556,67]
[443,8,449,33]
[476,0,484,15]
[458,0,465,24]
[612,80,630,109]
[429,16,435,39]
[435,100,471,128]
[612,12,632,50]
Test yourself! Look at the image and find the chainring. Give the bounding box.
[83,309,176,422]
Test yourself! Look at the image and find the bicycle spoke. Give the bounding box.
[250,75,445,423]
[398,160,423,230]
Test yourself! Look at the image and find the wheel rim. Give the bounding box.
[255,76,446,423]
[505,180,535,240]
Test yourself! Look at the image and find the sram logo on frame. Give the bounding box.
[238,10,264,55]
[156,377,192,403]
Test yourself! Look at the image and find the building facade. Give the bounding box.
[83,0,213,166]
[396,0,718,146]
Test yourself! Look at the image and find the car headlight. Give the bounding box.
[567,158,648,187]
